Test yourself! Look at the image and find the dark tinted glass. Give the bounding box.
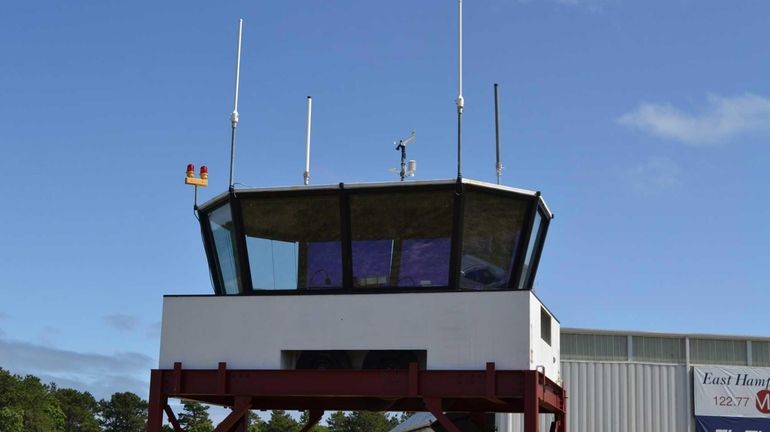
[460,190,529,290]
[517,209,543,290]
[541,307,552,345]
[349,190,453,288]
[240,195,342,290]
[208,203,240,295]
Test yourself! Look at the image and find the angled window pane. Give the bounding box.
[240,195,342,290]
[208,203,240,295]
[518,210,543,290]
[349,190,453,288]
[461,190,529,290]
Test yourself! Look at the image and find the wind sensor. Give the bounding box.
[394,131,417,181]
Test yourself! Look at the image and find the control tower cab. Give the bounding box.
[160,178,560,382]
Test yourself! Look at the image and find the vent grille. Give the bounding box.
[690,339,747,365]
[752,341,770,366]
[561,333,627,361]
[632,336,685,363]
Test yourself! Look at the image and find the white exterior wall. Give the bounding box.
[160,290,560,381]
[529,295,561,383]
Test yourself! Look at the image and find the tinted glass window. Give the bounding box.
[349,190,453,288]
[517,209,544,290]
[241,195,342,290]
[541,307,552,345]
[461,191,529,289]
[208,203,240,295]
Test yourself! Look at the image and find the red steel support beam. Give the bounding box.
[147,364,567,431]
[424,398,461,432]
[173,362,183,394]
[213,396,251,432]
[469,412,491,432]
[163,405,184,432]
[148,370,164,432]
[217,362,228,395]
[299,409,324,432]
[408,362,419,396]
[524,372,541,432]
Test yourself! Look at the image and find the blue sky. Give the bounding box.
[1,0,769,403]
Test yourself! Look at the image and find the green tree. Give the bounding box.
[298,410,329,432]
[326,411,348,432]
[249,411,267,432]
[98,392,147,432]
[4,372,64,432]
[53,388,100,432]
[177,401,214,432]
[327,411,398,432]
[0,406,24,432]
[264,410,299,432]
[0,369,23,432]
[345,411,398,432]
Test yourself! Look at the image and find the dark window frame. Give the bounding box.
[519,202,550,291]
[199,182,550,295]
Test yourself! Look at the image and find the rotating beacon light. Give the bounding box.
[185,163,208,212]
[185,163,209,187]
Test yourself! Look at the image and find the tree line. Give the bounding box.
[0,368,407,432]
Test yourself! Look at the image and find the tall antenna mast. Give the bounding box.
[494,83,503,184]
[304,96,312,185]
[228,18,244,191]
[455,0,464,179]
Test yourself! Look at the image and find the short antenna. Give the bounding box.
[304,96,312,185]
[455,0,464,179]
[228,18,244,191]
[494,83,503,184]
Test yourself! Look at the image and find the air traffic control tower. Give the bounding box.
[149,178,568,432]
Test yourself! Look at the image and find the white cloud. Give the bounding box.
[623,157,682,194]
[619,93,770,145]
[145,321,162,340]
[103,313,141,332]
[0,336,152,400]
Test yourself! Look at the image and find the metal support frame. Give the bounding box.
[147,362,567,432]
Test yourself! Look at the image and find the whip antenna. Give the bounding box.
[455,0,464,179]
[494,83,503,184]
[304,96,312,185]
[228,18,244,190]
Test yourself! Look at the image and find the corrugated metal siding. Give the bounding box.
[561,361,691,432]
[498,361,692,432]
[497,331,769,432]
[561,333,628,361]
[752,340,770,366]
[496,413,553,432]
[690,338,747,365]
[632,336,685,363]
